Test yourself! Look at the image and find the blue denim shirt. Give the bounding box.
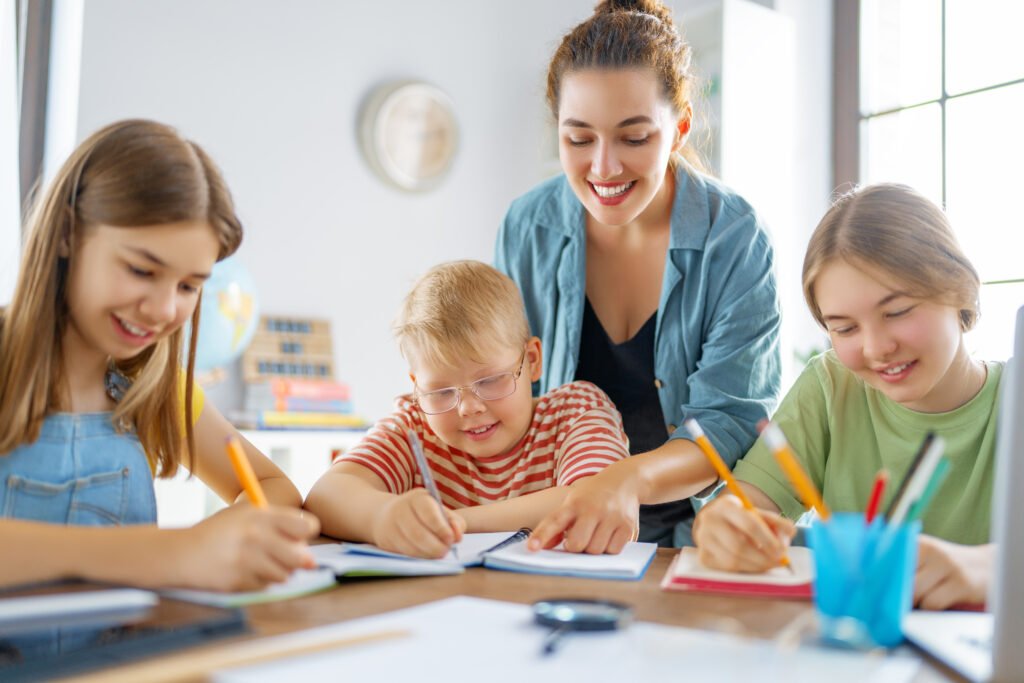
[495,162,781,469]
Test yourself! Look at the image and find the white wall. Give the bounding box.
[775,0,834,363]
[75,0,831,420]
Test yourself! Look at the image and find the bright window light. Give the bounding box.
[860,0,1024,361]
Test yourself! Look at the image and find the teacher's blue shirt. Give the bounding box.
[495,162,781,470]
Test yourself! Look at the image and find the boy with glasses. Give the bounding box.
[305,261,630,558]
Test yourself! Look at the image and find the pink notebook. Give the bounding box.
[660,546,814,599]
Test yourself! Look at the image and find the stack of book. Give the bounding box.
[233,315,368,430]
[238,378,367,430]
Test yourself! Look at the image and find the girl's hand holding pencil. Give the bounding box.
[693,495,797,573]
[167,435,319,593]
[687,419,796,574]
[174,504,320,593]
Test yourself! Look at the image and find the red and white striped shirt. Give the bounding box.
[339,381,629,508]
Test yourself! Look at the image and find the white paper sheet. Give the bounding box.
[213,596,920,683]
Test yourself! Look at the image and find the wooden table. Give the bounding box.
[57,549,964,682]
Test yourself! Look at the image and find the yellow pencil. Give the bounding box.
[225,436,269,508]
[684,419,792,570]
[761,422,831,521]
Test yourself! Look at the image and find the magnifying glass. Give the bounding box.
[532,598,633,656]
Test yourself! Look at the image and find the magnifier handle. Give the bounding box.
[541,625,569,656]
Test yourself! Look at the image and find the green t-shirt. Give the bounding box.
[733,351,1001,545]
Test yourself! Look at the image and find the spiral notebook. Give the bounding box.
[660,546,814,598]
[313,530,657,581]
[311,530,531,577]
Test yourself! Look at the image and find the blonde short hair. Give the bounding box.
[803,183,980,332]
[395,260,531,369]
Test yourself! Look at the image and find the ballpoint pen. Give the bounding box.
[407,430,459,560]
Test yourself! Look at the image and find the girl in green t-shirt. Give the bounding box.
[693,183,996,611]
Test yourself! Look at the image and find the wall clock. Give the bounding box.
[359,81,459,192]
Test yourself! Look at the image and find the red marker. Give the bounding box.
[864,469,889,524]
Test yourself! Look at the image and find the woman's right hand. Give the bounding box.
[692,494,795,573]
[371,489,466,559]
[172,504,320,592]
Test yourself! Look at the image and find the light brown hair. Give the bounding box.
[394,260,531,370]
[803,183,980,332]
[547,0,705,170]
[0,119,243,476]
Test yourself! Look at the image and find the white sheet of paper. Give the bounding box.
[213,596,920,683]
[669,546,815,585]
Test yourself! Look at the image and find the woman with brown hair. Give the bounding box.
[497,0,781,550]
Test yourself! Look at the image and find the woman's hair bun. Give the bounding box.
[593,0,673,25]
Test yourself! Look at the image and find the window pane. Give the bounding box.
[860,0,941,113]
[861,104,942,206]
[946,83,1024,283]
[966,283,1024,362]
[946,0,1024,95]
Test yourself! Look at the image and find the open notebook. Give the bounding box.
[163,568,339,608]
[313,531,657,581]
[168,531,656,608]
[660,546,814,598]
[159,534,531,607]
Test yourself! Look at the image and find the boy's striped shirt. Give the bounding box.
[338,381,629,508]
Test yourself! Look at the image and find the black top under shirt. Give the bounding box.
[574,297,693,546]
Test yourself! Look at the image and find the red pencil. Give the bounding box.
[865,469,889,523]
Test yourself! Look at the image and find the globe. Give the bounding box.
[193,256,260,371]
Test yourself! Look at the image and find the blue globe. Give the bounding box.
[193,257,260,371]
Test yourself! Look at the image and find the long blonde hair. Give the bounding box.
[803,183,980,332]
[0,119,243,476]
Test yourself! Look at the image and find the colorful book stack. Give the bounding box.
[243,377,367,430]
[235,316,368,430]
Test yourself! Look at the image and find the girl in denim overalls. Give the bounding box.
[0,121,319,609]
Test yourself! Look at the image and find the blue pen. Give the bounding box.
[407,430,459,560]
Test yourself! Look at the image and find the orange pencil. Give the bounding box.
[684,419,792,571]
[225,436,269,508]
[761,422,831,521]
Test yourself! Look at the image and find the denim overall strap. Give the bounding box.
[0,413,157,526]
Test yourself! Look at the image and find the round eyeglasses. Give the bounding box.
[414,351,527,415]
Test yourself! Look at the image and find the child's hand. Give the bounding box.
[175,504,319,592]
[528,467,640,555]
[914,535,992,610]
[692,494,795,573]
[371,489,465,559]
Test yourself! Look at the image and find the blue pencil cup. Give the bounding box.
[808,513,920,648]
